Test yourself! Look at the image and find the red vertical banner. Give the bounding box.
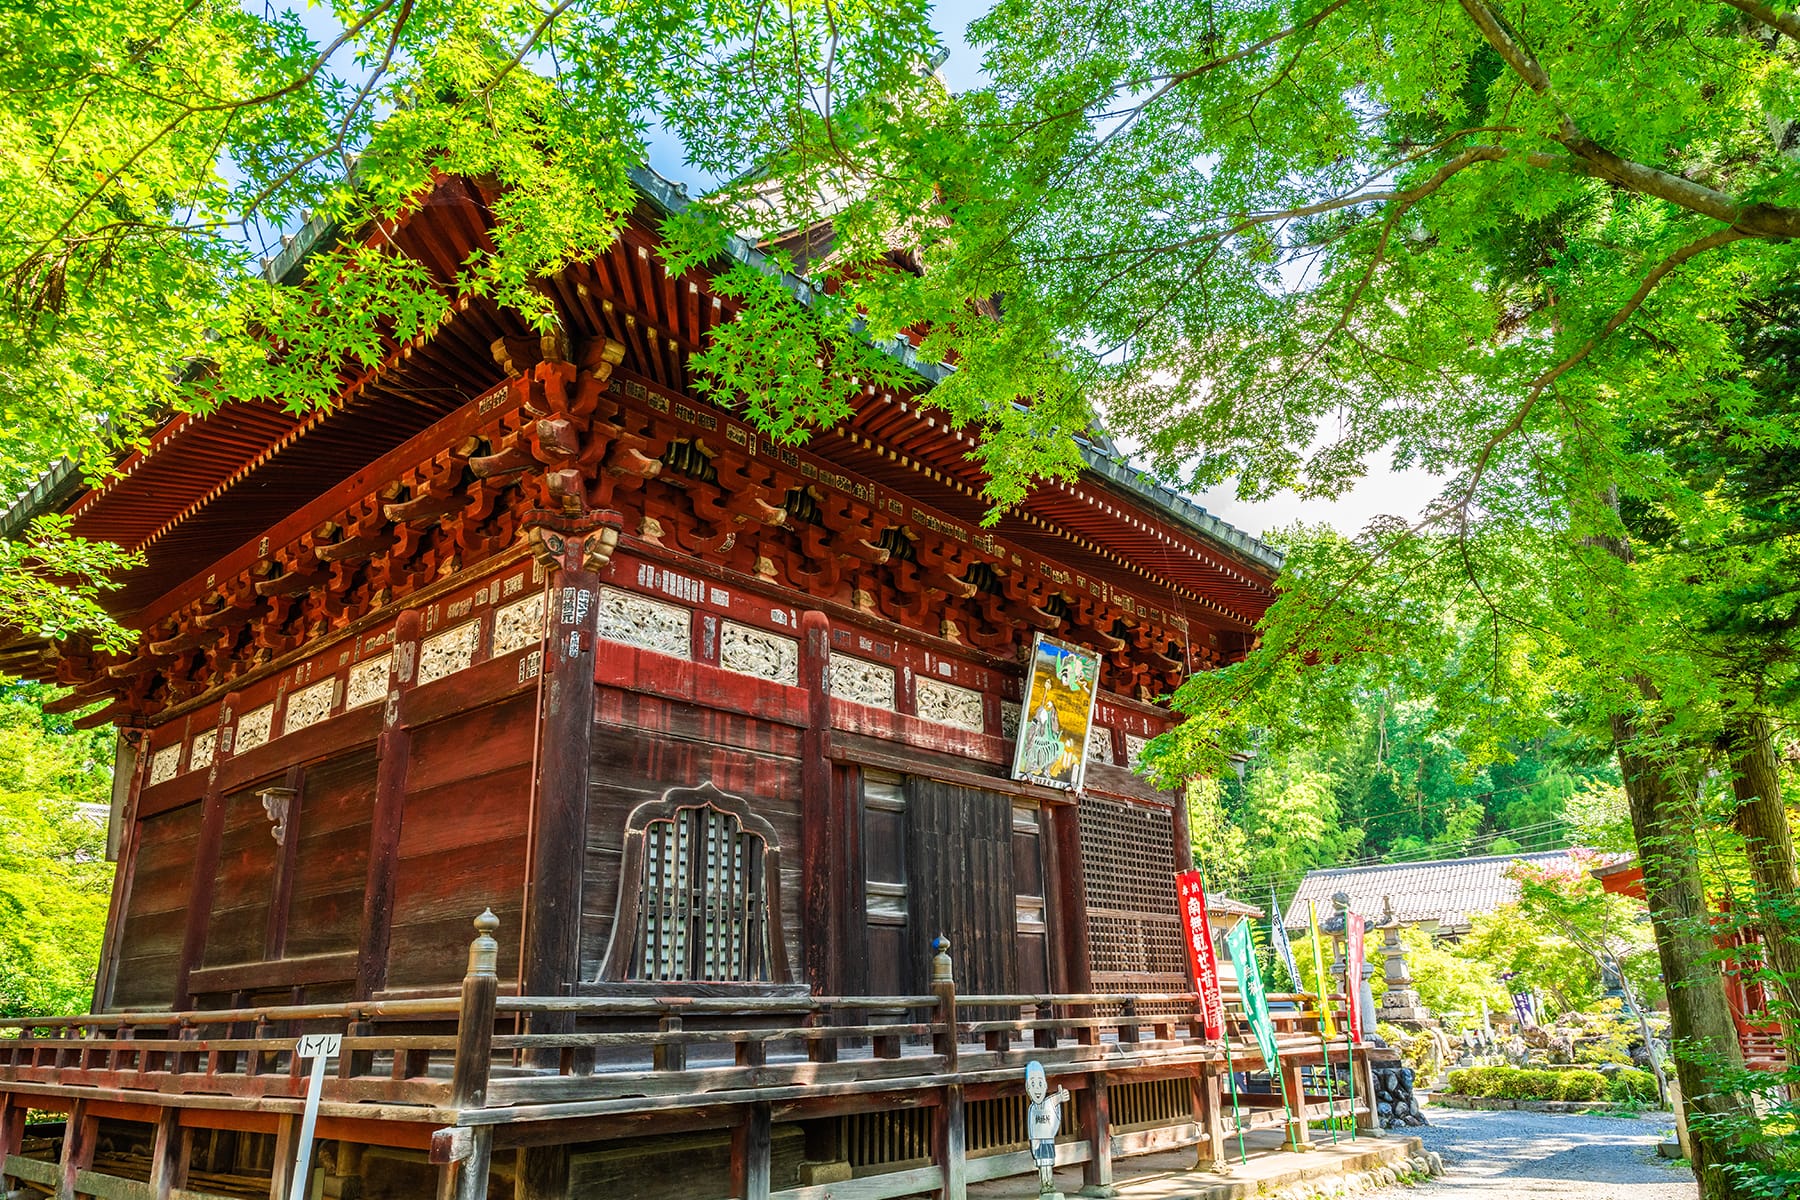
[1175,870,1225,1040]
[1345,909,1366,1044]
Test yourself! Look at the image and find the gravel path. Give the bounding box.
[1370,1106,1696,1198]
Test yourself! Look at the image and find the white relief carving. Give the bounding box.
[828,656,896,709]
[492,591,546,656]
[235,703,275,754]
[1124,733,1149,768]
[148,743,181,786]
[915,678,983,732]
[417,621,480,685]
[188,729,217,773]
[718,622,799,685]
[1001,701,1022,740]
[283,677,337,736]
[1087,726,1115,765]
[596,587,691,658]
[345,653,391,709]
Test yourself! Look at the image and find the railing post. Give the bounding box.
[441,911,498,1200]
[931,936,958,1071]
[652,1013,686,1073]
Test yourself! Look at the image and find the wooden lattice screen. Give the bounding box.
[633,805,770,982]
[1076,796,1185,993]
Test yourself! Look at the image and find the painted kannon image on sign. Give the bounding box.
[1010,634,1102,791]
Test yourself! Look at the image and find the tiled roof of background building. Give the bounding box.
[1281,850,1609,935]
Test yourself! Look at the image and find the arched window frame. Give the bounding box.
[597,782,791,985]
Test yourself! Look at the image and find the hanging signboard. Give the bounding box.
[1175,870,1226,1039]
[1344,909,1366,1044]
[1010,634,1102,791]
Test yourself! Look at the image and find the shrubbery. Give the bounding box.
[1608,1068,1657,1103]
[1444,1065,1614,1103]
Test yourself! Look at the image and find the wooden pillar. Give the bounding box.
[1354,1047,1381,1135]
[935,1086,967,1200]
[269,1113,301,1200]
[1281,1060,1312,1150]
[730,1102,773,1200]
[357,610,422,999]
[1080,1074,1114,1197]
[798,610,838,995]
[1195,1066,1227,1173]
[148,1108,183,1199]
[514,1145,568,1200]
[0,1092,24,1164]
[56,1100,95,1200]
[521,516,617,1006]
[175,698,239,1009]
[1170,783,1194,872]
[438,1129,493,1200]
[1052,804,1093,995]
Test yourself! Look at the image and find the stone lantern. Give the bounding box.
[1374,894,1432,1027]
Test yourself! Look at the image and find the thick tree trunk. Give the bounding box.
[1611,720,1764,1200]
[1724,710,1800,1056]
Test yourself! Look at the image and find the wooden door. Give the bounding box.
[903,779,1017,999]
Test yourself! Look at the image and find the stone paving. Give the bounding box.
[1361,1105,1694,1199]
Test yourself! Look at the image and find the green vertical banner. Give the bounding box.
[1223,920,1280,1078]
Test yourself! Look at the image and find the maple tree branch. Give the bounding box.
[1719,0,1800,43]
[1457,0,1800,238]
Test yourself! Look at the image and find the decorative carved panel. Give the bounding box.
[1087,726,1115,765]
[915,677,983,732]
[345,653,391,710]
[491,591,546,656]
[235,703,275,754]
[148,743,181,786]
[282,678,337,736]
[718,621,799,685]
[1124,733,1149,769]
[417,621,480,685]
[188,729,216,773]
[828,656,896,709]
[596,587,691,658]
[1001,701,1021,740]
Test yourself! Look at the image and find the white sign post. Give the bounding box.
[289,1033,341,1200]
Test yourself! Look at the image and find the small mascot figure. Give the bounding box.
[1025,1060,1070,1198]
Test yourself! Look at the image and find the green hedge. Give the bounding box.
[1444,1066,1609,1102]
[1608,1068,1658,1103]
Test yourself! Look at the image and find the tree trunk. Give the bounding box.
[1611,720,1764,1200]
[1725,709,1800,1058]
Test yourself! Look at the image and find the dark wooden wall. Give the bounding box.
[284,749,376,958]
[385,693,534,990]
[581,686,805,987]
[110,803,202,1010]
[903,779,1018,999]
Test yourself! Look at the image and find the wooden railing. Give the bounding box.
[0,918,1368,1122]
[0,914,1383,1200]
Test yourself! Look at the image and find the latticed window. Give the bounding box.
[598,783,790,987]
[1077,795,1184,992]
[633,804,770,982]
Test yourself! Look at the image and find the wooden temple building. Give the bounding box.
[0,167,1373,1200]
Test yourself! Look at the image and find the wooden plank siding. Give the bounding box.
[109,803,203,1011]
[903,780,1017,1002]
[385,692,537,991]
